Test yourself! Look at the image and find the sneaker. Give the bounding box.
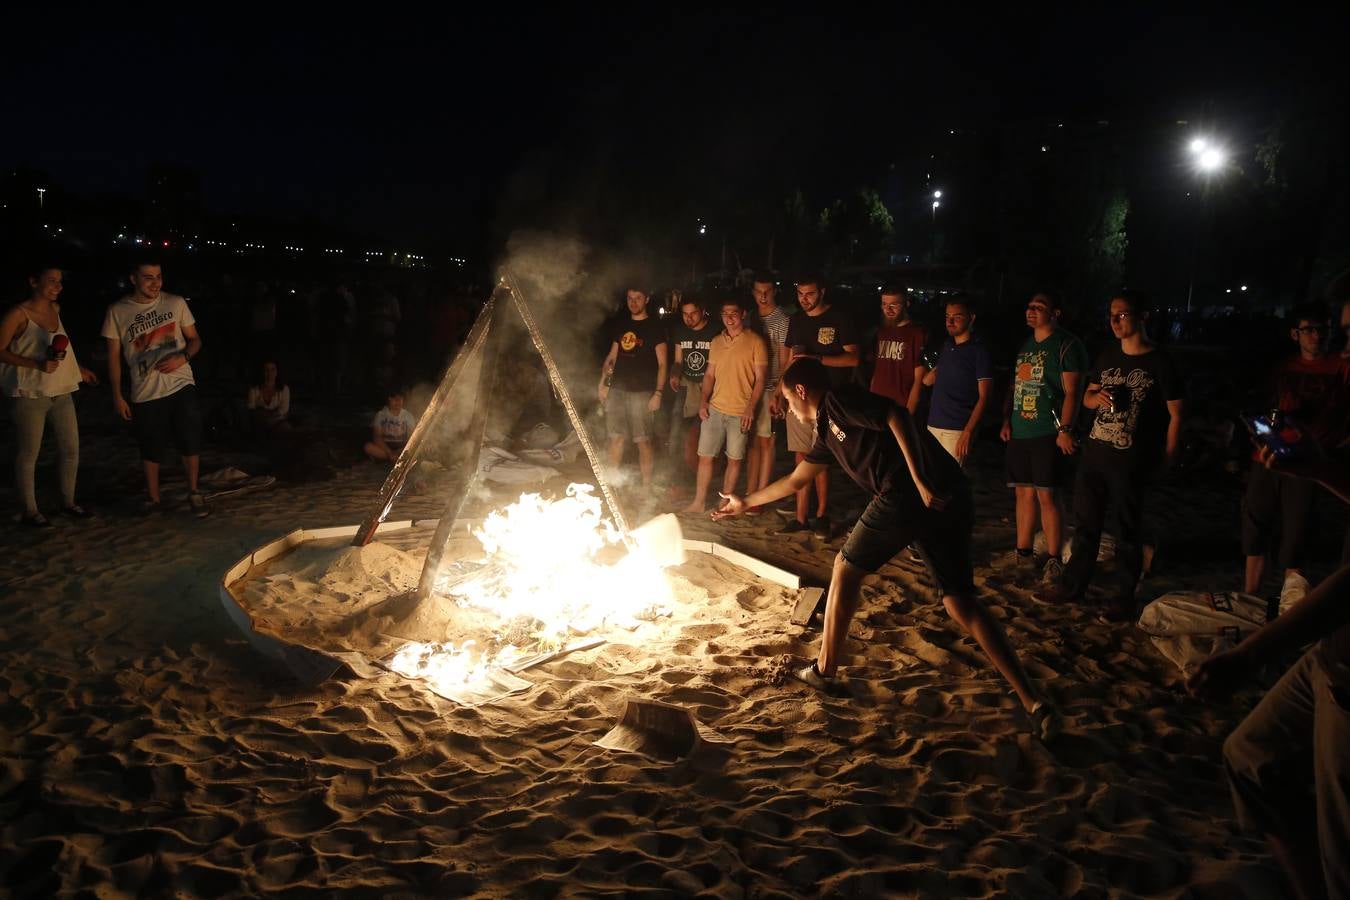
[778,519,809,534]
[991,549,1037,573]
[1032,580,1081,605]
[989,548,1023,568]
[188,491,211,519]
[140,498,163,515]
[1040,557,1065,584]
[21,512,54,529]
[1029,701,1063,741]
[808,515,831,539]
[59,504,92,519]
[1279,571,1310,611]
[792,661,842,695]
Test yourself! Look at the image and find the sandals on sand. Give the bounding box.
[1029,701,1064,742]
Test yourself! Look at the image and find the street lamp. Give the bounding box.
[36,187,46,210]
[1196,148,1226,173]
[928,189,944,295]
[1184,137,1229,311]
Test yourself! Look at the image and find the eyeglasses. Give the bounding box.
[1109,312,1134,322]
[1295,325,1327,334]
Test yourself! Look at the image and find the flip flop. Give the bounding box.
[1029,701,1063,742]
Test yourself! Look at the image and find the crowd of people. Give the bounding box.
[7,255,1350,895]
[597,271,1349,897]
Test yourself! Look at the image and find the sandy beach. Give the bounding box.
[0,402,1321,899]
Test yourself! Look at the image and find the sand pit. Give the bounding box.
[224,510,806,710]
[0,437,1309,896]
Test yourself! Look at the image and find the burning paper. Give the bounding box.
[390,483,677,699]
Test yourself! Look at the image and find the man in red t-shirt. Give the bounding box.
[1242,304,1350,596]
[868,285,927,414]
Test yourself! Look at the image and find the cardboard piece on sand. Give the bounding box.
[595,698,729,763]
[790,587,825,626]
[628,513,686,569]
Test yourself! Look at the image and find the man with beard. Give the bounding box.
[868,284,927,414]
[782,273,859,538]
[743,274,792,512]
[597,286,668,497]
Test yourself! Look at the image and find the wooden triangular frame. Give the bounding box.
[352,269,633,603]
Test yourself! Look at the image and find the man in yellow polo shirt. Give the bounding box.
[683,299,768,512]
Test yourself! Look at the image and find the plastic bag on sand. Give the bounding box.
[1139,590,1276,678]
[478,446,556,485]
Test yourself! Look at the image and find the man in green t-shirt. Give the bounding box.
[997,291,1089,582]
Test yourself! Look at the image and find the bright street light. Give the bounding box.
[1197,148,1226,172]
[932,189,942,200]
[1189,137,1208,154]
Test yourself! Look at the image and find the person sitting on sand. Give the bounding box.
[364,389,416,462]
[1191,446,1350,900]
[713,358,1061,740]
[245,359,291,434]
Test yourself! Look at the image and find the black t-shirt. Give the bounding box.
[608,316,667,392]
[1082,344,1184,471]
[669,320,713,382]
[786,306,860,389]
[805,387,965,501]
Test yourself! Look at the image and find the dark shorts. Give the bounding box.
[132,385,203,463]
[1006,433,1067,490]
[841,482,975,595]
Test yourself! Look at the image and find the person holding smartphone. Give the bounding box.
[1240,303,1350,599]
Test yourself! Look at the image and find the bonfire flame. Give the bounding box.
[394,484,674,692]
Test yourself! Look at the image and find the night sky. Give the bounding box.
[4,9,1340,255]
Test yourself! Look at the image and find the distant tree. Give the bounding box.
[817,188,895,267]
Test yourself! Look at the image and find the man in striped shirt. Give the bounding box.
[744,274,792,512]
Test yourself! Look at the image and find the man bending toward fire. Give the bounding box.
[714,358,1060,739]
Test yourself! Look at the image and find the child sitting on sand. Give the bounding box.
[364,389,417,463]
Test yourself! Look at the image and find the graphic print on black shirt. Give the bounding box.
[1084,345,1183,468]
[609,316,667,391]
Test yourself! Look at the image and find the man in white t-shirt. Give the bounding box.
[365,389,418,461]
[102,259,209,516]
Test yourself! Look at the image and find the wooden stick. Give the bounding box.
[414,297,508,600]
[500,268,631,538]
[352,289,499,547]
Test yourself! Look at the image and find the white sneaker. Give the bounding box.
[792,662,841,695]
[1279,571,1310,612]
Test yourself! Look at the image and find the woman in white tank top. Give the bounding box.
[0,266,100,526]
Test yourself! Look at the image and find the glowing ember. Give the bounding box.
[389,640,488,692]
[393,483,675,693]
